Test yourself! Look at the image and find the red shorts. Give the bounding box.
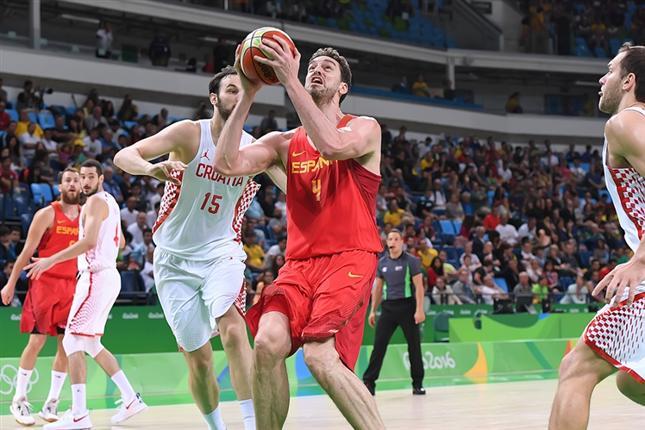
[246,249,378,370]
[20,273,76,336]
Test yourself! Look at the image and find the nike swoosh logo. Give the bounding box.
[292,151,305,157]
[73,414,88,422]
[348,272,363,278]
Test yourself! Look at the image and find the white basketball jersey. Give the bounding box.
[153,120,259,260]
[603,106,645,252]
[78,191,121,273]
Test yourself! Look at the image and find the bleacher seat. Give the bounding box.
[38,110,56,129]
[439,219,456,235]
[575,37,591,57]
[560,277,574,290]
[7,108,18,122]
[30,183,53,206]
[494,277,509,293]
[27,111,38,124]
[578,251,592,267]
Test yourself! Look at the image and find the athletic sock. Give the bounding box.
[203,406,227,430]
[47,371,67,401]
[111,370,136,403]
[239,399,255,430]
[13,367,33,401]
[71,384,87,416]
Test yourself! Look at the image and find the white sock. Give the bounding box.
[71,384,87,416]
[13,367,32,401]
[203,406,227,430]
[47,371,67,401]
[111,370,136,403]
[239,399,255,430]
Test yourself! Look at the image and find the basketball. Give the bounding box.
[239,27,296,85]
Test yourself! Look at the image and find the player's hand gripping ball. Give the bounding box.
[239,27,296,85]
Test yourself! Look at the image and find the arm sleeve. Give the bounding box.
[409,255,422,277]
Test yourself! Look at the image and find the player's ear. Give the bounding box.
[338,82,348,97]
[209,92,218,106]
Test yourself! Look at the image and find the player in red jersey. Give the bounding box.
[214,41,385,429]
[1,167,81,426]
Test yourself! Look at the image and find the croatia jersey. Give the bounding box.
[153,120,260,260]
[602,106,645,253]
[78,191,121,273]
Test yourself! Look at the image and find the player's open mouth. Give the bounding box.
[311,76,323,85]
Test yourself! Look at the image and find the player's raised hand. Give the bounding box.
[1,283,15,305]
[24,257,54,281]
[592,258,645,306]
[235,44,263,96]
[145,160,186,185]
[256,36,301,86]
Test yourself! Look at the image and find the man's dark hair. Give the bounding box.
[57,166,79,184]
[309,47,353,104]
[388,228,403,237]
[81,159,103,176]
[208,65,237,96]
[618,42,645,102]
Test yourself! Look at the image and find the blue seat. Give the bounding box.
[487,190,495,206]
[30,183,53,206]
[452,220,462,234]
[20,213,33,233]
[443,246,459,261]
[120,271,144,293]
[38,110,55,129]
[494,277,509,293]
[575,37,591,57]
[560,276,575,289]
[7,108,18,122]
[122,120,137,129]
[52,185,60,198]
[27,111,38,124]
[439,219,456,235]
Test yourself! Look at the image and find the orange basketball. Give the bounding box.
[240,27,296,85]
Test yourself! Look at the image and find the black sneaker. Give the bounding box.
[412,387,426,395]
[363,381,375,396]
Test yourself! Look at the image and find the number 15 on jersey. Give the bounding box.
[200,192,223,214]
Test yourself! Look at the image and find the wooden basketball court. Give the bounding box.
[1,376,641,429]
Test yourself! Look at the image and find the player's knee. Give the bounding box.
[303,342,334,375]
[219,319,247,350]
[62,333,103,357]
[616,372,645,405]
[27,335,47,350]
[254,328,289,365]
[185,349,213,376]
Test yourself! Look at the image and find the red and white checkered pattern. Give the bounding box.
[584,291,645,383]
[67,270,120,336]
[609,167,645,241]
[234,283,247,316]
[152,170,183,234]
[232,179,260,242]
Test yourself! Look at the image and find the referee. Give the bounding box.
[363,229,426,395]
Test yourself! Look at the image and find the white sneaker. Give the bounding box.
[39,398,60,422]
[43,409,92,429]
[110,393,148,424]
[10,397,36,426]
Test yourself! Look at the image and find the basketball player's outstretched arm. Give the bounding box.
[114,121,194,184]
[256,37,381,161]
[0,207,53,304]
[213,50,289,177]
[24,197,108,280]
[592,111,645,304]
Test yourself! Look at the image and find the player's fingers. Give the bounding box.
[592,274,611,298]
[273,35,290,54]
[627,281,636,306]
[604,276,620,303]
[613,279,628,305]
[253,56,277,67]
[264,37,283,54]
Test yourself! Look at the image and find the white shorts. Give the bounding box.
[67,269,120,337]
[154,247,247,352]
[583,282,645,383]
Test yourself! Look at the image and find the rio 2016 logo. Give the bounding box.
[403,351,456,370]
[0,365,40,396]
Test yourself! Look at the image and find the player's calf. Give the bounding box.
[616,371,645,405]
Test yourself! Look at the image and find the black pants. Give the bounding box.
[363,298,424,388]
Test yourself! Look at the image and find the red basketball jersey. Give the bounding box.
[284,115,383,259]
[38,201,79,278]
